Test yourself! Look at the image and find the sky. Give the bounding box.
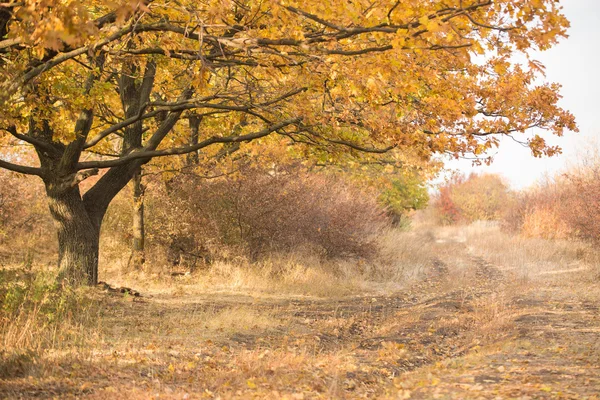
[445,0,600,189]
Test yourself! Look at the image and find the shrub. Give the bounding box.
[145,164,389,267]
[502,150,600,243]
[502,179,572,240]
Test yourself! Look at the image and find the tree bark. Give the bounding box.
[187,115,202,165]
[47,186,100,285]
[131,168,145,269]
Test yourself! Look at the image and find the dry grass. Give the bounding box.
[203,306,282,333]
[99,228,436,299]
[1,274,96,350]
[2,222,600,399]
[0,267,101,383]
[457,221,595,279]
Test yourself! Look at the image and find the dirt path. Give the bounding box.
[1,239,599,399]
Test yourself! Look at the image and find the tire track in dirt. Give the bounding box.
[3,235,597,399]
[398,246,600,399]
[471,255,505,286]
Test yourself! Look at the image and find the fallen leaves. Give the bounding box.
[2,227,600,399]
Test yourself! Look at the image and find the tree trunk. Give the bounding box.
[47,186,100,285]
[187,115,202,166]
[131,168,145,269]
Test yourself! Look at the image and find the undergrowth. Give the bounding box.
[0,266,98,379]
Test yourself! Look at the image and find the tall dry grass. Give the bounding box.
[101,227,437,298]
[451,222,597,281]
[0,266,100,379]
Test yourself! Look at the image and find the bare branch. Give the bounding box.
[2,125,61,155]
[0,158,43,176]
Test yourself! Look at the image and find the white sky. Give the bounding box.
[444,0,600,189]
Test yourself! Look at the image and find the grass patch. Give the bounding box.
[0,266,98,379]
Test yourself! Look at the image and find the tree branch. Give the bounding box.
[57,54,105,173]
[2,125,61,155]
[77,117,302,170]
[84,107,230,149]
[0,158,43,176]
[49,168,100,193]
[324,138,396,154]
[84,88,306,149]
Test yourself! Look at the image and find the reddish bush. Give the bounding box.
[435,184,462,225]
[146,164,389,264]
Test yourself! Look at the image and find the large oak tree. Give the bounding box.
[0,0,577,284]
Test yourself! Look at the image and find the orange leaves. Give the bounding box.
[11,0,97,51]
[113,0,152,25]
[528,59,546,76]
[0,0,577,179]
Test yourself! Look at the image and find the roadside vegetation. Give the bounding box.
[0,1,595,398]
[1,155,599,398]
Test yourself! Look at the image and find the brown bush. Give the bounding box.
[145,164,389,266]
[560,162,600,242]
[502,151,600,243]
[0,170,55,262]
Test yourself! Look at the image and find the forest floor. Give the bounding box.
[1,226,599,399]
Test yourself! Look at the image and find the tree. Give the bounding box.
[0,0,577,284]
[130,167,146,269]
[434,173,465,225]
[434,173,511,223]
[379,172,430,226]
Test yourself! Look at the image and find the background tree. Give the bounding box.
[437,173,512,223]
[433,173,465,225]
[379,172,430,226]
[0,0,577,284]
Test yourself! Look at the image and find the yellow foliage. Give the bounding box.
[521,206,572,240]
[0,0,577,166]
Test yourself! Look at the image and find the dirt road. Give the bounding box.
[2,231,599,399]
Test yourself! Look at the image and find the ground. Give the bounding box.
[1,225,599,399]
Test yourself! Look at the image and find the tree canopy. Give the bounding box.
[0,0,578,283]
[1,0,578,168]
